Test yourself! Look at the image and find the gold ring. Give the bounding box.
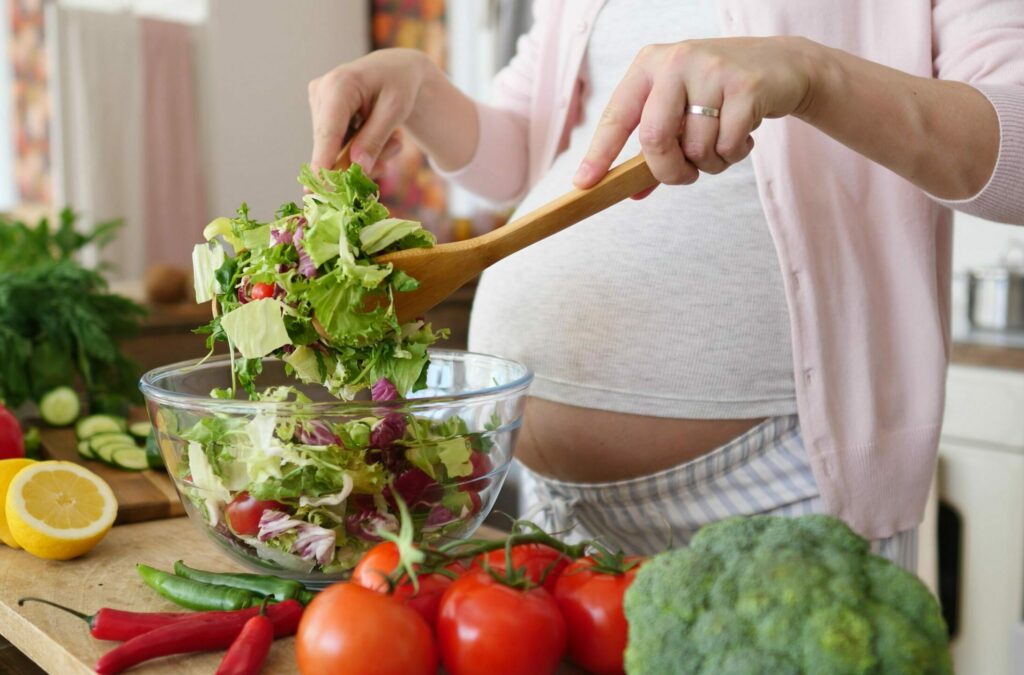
[686,105,720,118]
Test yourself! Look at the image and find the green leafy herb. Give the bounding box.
[0,212,146,408]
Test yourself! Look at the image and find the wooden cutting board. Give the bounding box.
[0,518,586,674]
[39,427,185,524]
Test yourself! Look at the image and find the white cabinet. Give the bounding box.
[940,365,1024,675]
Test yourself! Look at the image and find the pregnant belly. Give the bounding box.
[516,398,764,483]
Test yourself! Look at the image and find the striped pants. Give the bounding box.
[520,415,918,572]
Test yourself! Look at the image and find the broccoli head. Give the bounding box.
[623,514,952,675]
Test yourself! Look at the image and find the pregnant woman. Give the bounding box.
[308,0,1024,568]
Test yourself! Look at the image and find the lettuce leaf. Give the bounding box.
[192,243,226,303]
[359,218,435,255]
[220,299,293,359]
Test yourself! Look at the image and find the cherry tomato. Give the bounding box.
[296,583,437,675]
[225,492,286,535]
[477,543,570,593]
[0,405,24,460]
[553,556,644,675]
[438,569,567,675]
[352,541,463,628]
[250,282,276,300]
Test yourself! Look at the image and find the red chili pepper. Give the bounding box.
[17,596,294,642]
[95,599,302,675]
[216,602,274,675]
[18,597,194,641]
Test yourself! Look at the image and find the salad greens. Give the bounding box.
[176,385,491,573]
[193,163,446,398]
[178,164,501,574]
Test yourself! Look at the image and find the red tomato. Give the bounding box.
[553,557,644,675]
[438,569,566,675]
[0,405,24,460]
[477,543,570,593]
[225,492,286,535]
[250,282,276,300]
[352,541,462,628]
[351,541,402,592]
[296,583,436,675]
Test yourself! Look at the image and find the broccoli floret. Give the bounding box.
[623,514,953,675]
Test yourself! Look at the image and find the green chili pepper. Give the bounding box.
[297,589,317,606]
[173,561,306,603]
[136,564,255,611]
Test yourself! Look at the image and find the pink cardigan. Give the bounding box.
[438,0,1024,539]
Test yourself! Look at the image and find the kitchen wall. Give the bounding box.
[954,212,1024,272]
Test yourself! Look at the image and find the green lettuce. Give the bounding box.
[194,162,447,399]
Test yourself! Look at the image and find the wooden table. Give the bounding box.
[0,517,585,674]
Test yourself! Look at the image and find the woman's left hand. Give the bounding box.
[573,37,820,191]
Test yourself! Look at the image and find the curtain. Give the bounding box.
[140,18,206,268]
[48,5,207,278]
[49,6,145,277]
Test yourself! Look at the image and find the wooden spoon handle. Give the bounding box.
[475,153,657,264]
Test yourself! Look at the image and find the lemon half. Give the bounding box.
[5,461,117,560]
[0,458,35,548]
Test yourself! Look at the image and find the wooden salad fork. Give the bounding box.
[332,140,658,323]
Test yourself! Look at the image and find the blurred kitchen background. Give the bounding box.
[0,1,1022,673]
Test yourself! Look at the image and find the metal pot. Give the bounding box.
[968,255,1024,331]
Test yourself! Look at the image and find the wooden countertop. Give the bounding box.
[0,518,299,675]
[952,328,1024,371]
[0,517,584,674]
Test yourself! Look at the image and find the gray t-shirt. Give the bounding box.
[468,0,796,419]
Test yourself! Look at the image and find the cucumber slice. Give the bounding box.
[110,447,148,471]
[77,440,96,460]
[128,421,153,441]
[39,387,80,427]
[76,415,127,439]
[94,441,138,465]
[88,432,136,449]
[144,431,166,470]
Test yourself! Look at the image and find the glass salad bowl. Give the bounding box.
[140,349,532,587]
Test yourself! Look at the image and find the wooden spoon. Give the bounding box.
[379,154,656,322]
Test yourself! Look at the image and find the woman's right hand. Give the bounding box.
[308,48,478,176]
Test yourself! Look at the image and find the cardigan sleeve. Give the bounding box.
[930,0,1024,224]
[429,2,551,205]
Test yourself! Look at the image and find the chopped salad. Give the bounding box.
[181,164,495,573]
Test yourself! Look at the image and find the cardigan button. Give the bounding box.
[803,368,815,384]
[575,20,588,34]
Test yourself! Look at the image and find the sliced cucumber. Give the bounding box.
[93,441,138,465]
[76,414,128,439]
[39,387,80,427]
[77,440,96,460]
[88,432,136,449]
[110,447,148,471]
[144,431,165,470]
[89,433,137,464]
[128,421,153,441]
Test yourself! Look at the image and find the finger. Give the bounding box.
[630,185,659,200]
[376,132,404,167]
[681,92,728,175]
[638,69,697,185]
[310,73,360,173]
[715,96,757,164]
[574,60,653,188]
[349,92,410,170]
